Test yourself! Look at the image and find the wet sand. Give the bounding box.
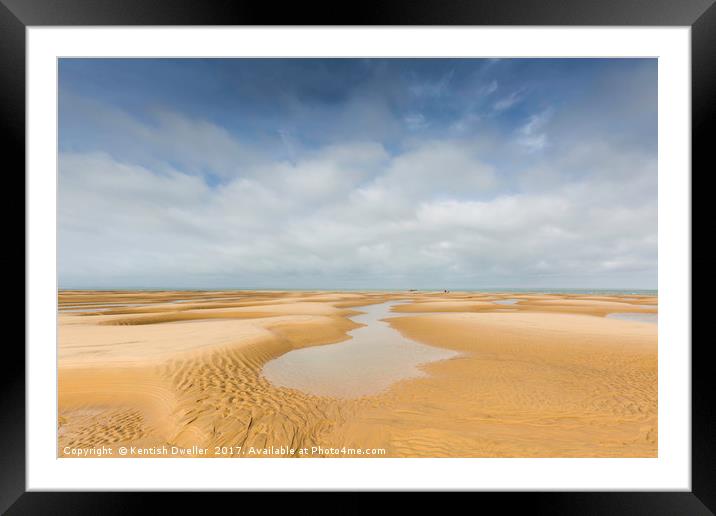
[58,290,657,457]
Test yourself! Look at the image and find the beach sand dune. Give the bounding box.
[58,291,657,457]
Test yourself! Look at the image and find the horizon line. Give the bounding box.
[58,287,658,292]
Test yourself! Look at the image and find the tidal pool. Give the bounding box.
[606,312,658,324]
[261,301,458,398]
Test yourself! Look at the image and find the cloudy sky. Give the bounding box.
[58,58,657,290]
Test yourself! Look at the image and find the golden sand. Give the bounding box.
[58,290,657,457]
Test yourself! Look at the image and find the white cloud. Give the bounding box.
[409,70,455,98]
[516,109,552,152]
[493,90,523,111]
[404,113,429,131]
[61,93,267,179]
[59,128,657,289]
[59,60,657,290]
[479,80,498,96]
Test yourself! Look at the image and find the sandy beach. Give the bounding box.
[58,290,657,458]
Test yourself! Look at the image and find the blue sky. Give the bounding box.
[58,58,657,289]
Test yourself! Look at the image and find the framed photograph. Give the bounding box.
[7,0,708,511]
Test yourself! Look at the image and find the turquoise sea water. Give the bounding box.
[60,287,658,295]
[606,313,658,324]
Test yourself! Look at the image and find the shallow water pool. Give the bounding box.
[606,312,658,324]
[261,302,458,398]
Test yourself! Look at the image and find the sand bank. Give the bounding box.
[58,290,657,457]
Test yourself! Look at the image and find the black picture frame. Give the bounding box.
[4,0,708,512]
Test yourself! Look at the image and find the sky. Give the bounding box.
[58,58,657,290]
